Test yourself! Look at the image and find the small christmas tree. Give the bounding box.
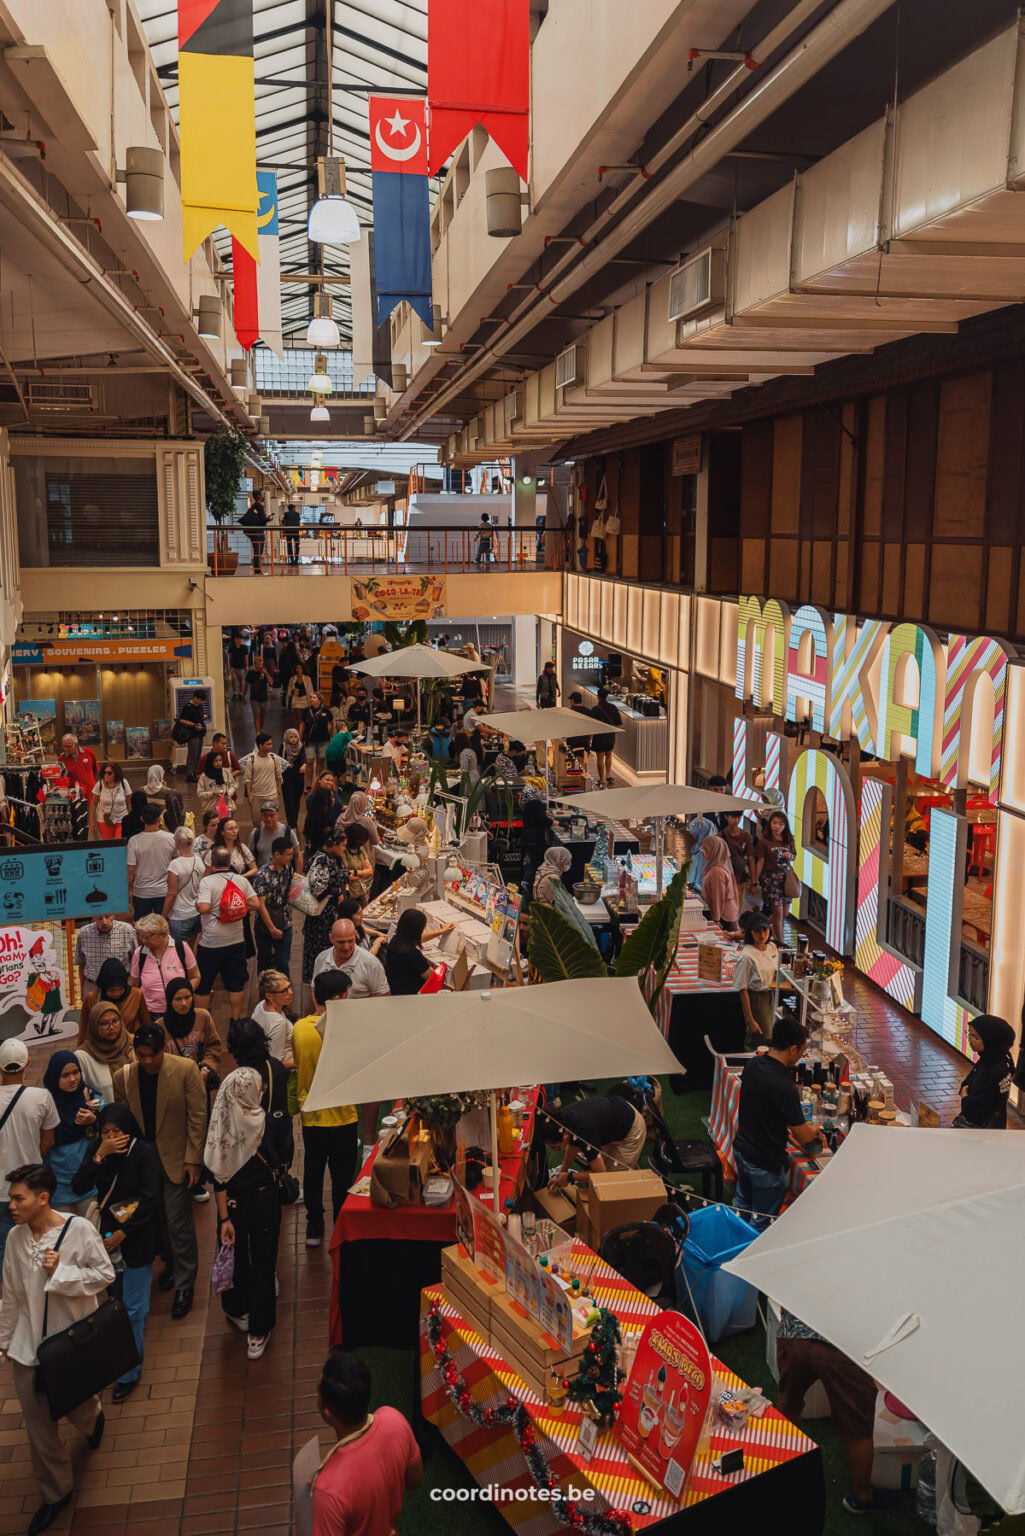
[565,1308,624,1427]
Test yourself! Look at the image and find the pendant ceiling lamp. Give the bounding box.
[306,291,340,347]
[308,156,361,244]
[308,353,332,393]
[310,403,330,422]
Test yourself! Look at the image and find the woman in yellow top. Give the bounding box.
[290,969,359,1249]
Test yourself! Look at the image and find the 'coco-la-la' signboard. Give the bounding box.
[733,597,1019,1059]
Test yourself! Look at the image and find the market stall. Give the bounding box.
[561,629,670,778]
[362,856,523,987]
[651,921,747,1091]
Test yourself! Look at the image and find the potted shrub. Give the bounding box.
[205,425,248,575]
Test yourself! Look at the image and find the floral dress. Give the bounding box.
[756,838,794,910]
[301,850,347,981]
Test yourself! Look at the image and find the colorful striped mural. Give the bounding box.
[854,778,920,1009]
[940,634,1010,805]
[785,604,831,733]
[736,596,790,714]
[828,614,888,749]
[875,622,944,777]
[786,748,857,954]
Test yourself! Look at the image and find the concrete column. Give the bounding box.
[512,459,538,526]
[512,615,536,689]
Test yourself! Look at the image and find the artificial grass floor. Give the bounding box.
[352,1078,927,1536]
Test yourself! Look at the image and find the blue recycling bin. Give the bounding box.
[680,1205,759,1342]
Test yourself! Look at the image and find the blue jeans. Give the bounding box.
[169,915,200,946]
[733,1150,788,1233]
[256,924,292,975]
[112,1264,152,1383]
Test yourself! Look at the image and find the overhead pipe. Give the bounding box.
[400,0,897,438]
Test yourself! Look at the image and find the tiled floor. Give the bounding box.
[0,658,1014,1535]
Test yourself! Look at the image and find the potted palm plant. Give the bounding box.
[205,425,248,575]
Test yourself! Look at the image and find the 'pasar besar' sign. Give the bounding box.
[735,597,1013,806]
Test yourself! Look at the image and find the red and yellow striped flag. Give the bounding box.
[178,0,259,263]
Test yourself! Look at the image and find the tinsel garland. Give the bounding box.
[426,1301,632,1536]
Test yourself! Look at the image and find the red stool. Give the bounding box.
[969,824,995,876]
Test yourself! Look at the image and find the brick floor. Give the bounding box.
[0,664,1015,1535]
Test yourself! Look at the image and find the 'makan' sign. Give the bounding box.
[732,597,1020,1058]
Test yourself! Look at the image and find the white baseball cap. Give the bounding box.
[0,1038,29,1072]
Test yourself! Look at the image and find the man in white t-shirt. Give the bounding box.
[242,733,285,822]
[126,802,176,920]
[194,847,259,1020]
[312,919,389,999]
[0,1039,59,1265]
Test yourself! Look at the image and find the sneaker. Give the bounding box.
[226,1312,249,1333]
[247,1333,269,1360]
[191,1187,211,1203]
[842,1489,900,1515]
[305,1232,323,1248]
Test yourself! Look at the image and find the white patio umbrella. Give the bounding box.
[349,643,488,736]
[476,707,626,811]
[549,784,767,899]
[724,1124,1025,1512]
[304,976,683,1212]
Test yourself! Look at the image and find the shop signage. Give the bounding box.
[12,640,192,664]
[0,842,129,924]
[351,574,446,621]
[617,1312,711,1500]
[570,639,603,673]
[0,925,78,1045]
[671,435,702,476]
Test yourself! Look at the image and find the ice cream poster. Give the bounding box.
[0,926,78,1046]
[616,1311,711,1500]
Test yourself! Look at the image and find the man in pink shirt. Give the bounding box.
[312,1353,422,1536]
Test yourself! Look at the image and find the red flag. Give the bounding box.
[369,97,429,176]
[231,237,258,350]
[427,0,529,180]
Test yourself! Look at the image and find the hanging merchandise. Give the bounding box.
[232,170,284,355]
[178,0,259,263]
[427,0,531,180]
[369,96,434,328]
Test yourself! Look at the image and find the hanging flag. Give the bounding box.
[351,231,393,390]
[232,171,283,355]
[369,95,433,329]
[178,0,259,262]
[427,0,530,180]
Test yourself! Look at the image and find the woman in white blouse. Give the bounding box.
[732,910,780,1050]
[89,763,131,840]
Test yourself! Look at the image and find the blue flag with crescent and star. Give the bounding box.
[369,95,434,330]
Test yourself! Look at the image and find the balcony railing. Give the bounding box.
[885,895,927,967]
[206,522,569,576]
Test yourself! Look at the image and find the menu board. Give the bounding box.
[504,1231,542,1320]
[470,1195,507,1285]
[538,1267,574,1356]
[616,1312,711,1501]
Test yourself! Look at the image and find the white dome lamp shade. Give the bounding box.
[306,291,341,348]
[310,402,330,423]
[308,157,361,245]
[308,353,332,394]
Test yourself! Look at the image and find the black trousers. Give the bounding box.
[221,1184,281,1337]
[302,1122,358,1239]
[282,765,304,829]
[285,533,300,565]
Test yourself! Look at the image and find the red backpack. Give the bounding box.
[217,877,248,923]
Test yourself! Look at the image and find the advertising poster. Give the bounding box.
[470,1195,507,1285]
[152,718,172,753]
[126,726,151,761]
[616,1312,712,1501]
[351,575,446,622]
[64,698,101,746]
[538,1266,574,1356]
[504,1230,541,1322]
[106,720,125,760]
[17,700,57,752]
[0,925,78,1044]
[0,843,129,924]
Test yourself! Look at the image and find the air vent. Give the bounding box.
[555,343,582,389]
[667,248,725,322]
[503,387,524,426]
[26,381,95,411]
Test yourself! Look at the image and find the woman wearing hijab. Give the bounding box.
[532,845,573,906]
[208,1019,293,1361]
[280,728,305,829]
[159,978,222,1081]
[145,764,167,798]
[81,958,143,1038]
[75,999,135,1100]
[43,1052,102,1212]
[338,790,380,848]
[196,750,238,818]
[304,774,344,858]
[120,788,150,844]
[955,1016,1016,1128]
[701,834,740,930]
[71,1102,161,1401]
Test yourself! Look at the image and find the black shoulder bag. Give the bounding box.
[35,1218,140,1421]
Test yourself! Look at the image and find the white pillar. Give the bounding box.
[512,615,536,689]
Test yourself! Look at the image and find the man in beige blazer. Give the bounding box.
[114,1021,207,1318]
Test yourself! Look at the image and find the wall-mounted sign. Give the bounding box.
[671,435,702,476]
[570,638,603,673]
[12,640,192,665]
[351,575,446,621]
[0,842,129,924]
[0,925,78,1045]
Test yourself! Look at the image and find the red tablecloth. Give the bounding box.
[329,1092,539,1344]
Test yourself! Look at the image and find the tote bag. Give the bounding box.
[35,1219,139,1421]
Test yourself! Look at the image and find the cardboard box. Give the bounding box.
[585,1169,666,1251]
[534,1182,578,1233]
[697,942,727,984]
[871,1393,930,1490]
